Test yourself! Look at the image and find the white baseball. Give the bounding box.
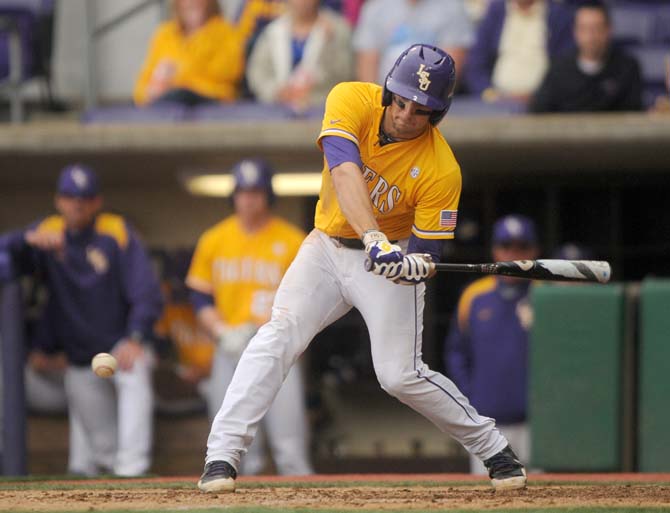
[91,352,117,378]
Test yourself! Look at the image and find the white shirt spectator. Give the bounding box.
[491,0,549,96]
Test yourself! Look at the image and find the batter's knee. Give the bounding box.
[247,308,309,363]
[375,367,417,399]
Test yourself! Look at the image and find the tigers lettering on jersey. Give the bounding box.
[186,216,305,326]
[362,166,402,214]
[315,82,461,241]
[213,257,282,287]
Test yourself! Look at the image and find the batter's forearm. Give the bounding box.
[331,162,379,237]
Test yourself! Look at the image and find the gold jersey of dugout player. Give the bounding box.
[186,216,305,326]
[315,82,462,242]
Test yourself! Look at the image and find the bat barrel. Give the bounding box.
[433,260,611,283]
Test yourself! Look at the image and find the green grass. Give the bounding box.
[0,478,668,492]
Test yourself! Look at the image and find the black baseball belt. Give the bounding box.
[331,237,398,250]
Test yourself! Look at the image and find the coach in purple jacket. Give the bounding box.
[445,215,539,474]
[464,0,575,102]
[0,164,163,476]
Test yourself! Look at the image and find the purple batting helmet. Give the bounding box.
[232,158,275,205]
[382,44,456,125]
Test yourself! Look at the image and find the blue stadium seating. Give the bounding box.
[611,3,657,45]
[81,103,188,123]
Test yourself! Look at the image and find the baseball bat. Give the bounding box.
[433,259,611,283]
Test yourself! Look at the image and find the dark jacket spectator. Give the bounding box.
[530,48,642,112]
[530,1,642,112]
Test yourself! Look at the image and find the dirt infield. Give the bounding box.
[1,474,669,512]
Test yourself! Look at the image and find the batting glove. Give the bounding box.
[218,323,258,359]
[363,230,404,280]
[394,254,436,285]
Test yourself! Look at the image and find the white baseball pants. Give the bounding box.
[207,347,313,475]
[64,352,154,476]
[206,230,508,469]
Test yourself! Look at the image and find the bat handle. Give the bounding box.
[364,256,373,271]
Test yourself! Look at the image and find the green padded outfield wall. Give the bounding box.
[529,284,624,471]
[638,279,670,471]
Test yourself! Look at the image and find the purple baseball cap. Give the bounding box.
[57,164,100,198]
[492,215,538,245]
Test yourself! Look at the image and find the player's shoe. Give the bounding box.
[484,445,527,491]
[197,460,237,493]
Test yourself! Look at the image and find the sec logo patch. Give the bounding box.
[410,167,420,179]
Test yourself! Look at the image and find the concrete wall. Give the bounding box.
[0,185,309,248]
[52,0,163,103]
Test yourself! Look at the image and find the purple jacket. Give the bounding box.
[464,0,575,95]
[444,277,532,424]
[0,213,164,365]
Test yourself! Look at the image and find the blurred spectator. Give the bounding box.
[530,0,642,113]
[353,0,474,85]
[465,0,492,24]
[219,0,286,54]
[0,164,163,476]
[445,214,539,474]
[186,159,313,476]
[465,0,575,104]
[133,0,244,106]
[246,0,353,111]
[650,55,670,114]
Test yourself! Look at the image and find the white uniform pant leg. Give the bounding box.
[206,230,351,469]
[207,347,267,475]
[68,411,96,475]
[264,361,314,475]
[469,422,529,474]
[348,252,508,462]
[64,366,117,473]
[112,352,154,476]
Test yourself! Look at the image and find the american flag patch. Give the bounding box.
[439,210,458,228]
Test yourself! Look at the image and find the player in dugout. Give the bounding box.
[186,159,313,476]
[445,214,540,474]
[0,164,163,476]
[197,44,527,493]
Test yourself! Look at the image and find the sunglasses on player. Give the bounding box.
[392,95,433,116]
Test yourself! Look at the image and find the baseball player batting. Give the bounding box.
[198,44,526,492]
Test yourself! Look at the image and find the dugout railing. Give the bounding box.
[0,252,27,475]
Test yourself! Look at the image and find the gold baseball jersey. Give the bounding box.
[315,81,462,241]
[186,216,305,326]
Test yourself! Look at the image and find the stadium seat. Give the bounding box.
[654,6,670,43]
[81,103,188,124]
[186,101,299,122]
[626,44,668,108]
[81,101,327,124]
[0,0,54,122]
[628,44,668,86]
[449,95,526,117]
[610,3,657,45]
